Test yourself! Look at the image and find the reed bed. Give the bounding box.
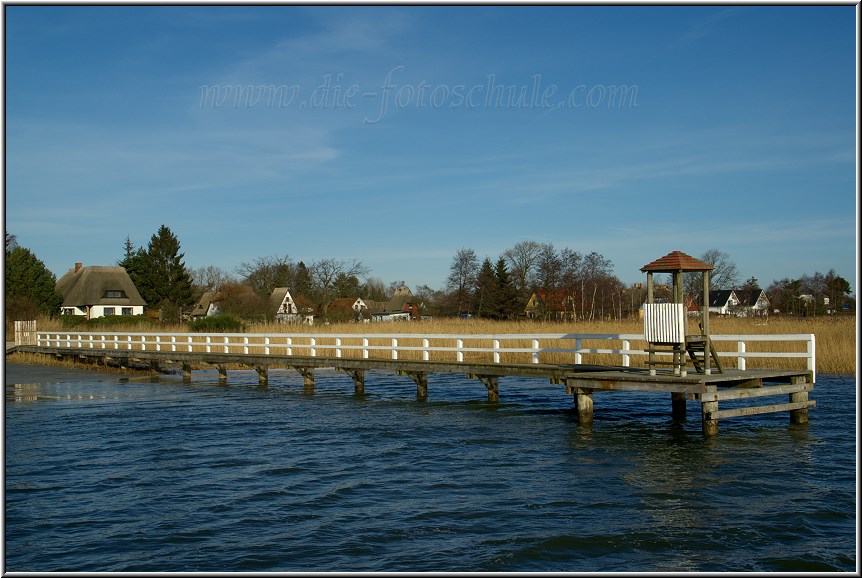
[20,315,856,375]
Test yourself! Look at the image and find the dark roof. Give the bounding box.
[641,251,714,272]
[55,265,146,307]
[735,289,767,307]
[708,289,735,307]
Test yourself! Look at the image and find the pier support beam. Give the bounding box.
[575,388,594,424]
[217,364,228,382]
[671,392,687,422]
[400,371,428,400]
[182,363,193,381]
[701,386,718,436]
[149,360,160,373]
[293,367,314,391]
[469,374,499,402]
[255,365,268,386]
[339,368,365,394]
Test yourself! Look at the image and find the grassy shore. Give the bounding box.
[14,315,856,375]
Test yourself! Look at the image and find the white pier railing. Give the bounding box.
[27,330,816,381]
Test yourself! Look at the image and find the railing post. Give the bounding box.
[808,334,816,383]
[336,337,342,358]
[156,335,161,352]
[223,336,229,353]
[101,335,106,349]
[737,340,746,371]
[391,338,398,360]
[206,335,211,353]
[493,339,500,363]
[422,338,429,361]
[363,338,369,359]
[622,339,630,367]
[264,336,270,356]
[532,339,540,364]
[310,337,316,357]
[244,336,249,355]
[141,335,147,351]
[457,338,464,362]
[187,335,192,353]
[66,333,71,348]
[127,335,132,350]
[287,337,292,356]
[574,338,582,365]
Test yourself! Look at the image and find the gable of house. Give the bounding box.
[191,291,221,318]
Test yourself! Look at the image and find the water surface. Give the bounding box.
[4,363,856,572]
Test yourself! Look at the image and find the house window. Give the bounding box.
[122,308,133,316]
[62,308,75,315]
[104,307,116,316]
[103,290,127,299]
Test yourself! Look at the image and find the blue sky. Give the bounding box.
[4,5,857,292]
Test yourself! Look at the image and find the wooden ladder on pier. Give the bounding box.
[685,334,723,374]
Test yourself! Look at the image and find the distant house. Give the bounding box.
[329,297,369,321]
[370,286,420,322]
[269,287,315,324]
[56,262,146,319]
[524,290,574,321]
[701,289,769,317]
[708,289,738,316]
[191,291,221,318]
[733,289,770,317]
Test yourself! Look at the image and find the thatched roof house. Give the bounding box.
[56,262,146,319]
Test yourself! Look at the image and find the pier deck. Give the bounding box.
[10,328,816,436]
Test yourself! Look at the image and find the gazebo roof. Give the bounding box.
[640,250,714,273]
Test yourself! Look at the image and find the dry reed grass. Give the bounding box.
[20,315,857,375]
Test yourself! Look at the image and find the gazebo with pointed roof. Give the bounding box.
[640,250,717,375]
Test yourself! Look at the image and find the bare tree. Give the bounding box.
[310,258,370,318]
[446,248,479,315]
[235,255,296,296]
[503,240,543,300]
[535,243,562,294]
[191,265,235,294]
[683,249,740,297]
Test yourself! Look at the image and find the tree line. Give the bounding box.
[4,226,856,326]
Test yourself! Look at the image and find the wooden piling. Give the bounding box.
[339,368,365,394]
[671,391,687,422]
[701,385,718,436]
[576,388,594,424]
[471,375,499,402]
[255,365,268,386]
[182,363,193,381]
[789,374,810,424]
[293,366,314,391]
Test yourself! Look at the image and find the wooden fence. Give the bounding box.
[28,329,816,381]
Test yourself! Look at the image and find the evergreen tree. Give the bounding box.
[5,245,64,317]
[473,258,499,318]
[293,261,313,299]
[137,225,194,309]
[494,257,517,319]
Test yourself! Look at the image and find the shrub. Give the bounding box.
[189,313,244,333]
[57,314,159,330]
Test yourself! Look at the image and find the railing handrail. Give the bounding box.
[30,330,815,381]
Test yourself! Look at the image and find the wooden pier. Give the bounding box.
[10,327,815,436]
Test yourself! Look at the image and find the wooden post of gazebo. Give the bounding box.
[640,251,716,425]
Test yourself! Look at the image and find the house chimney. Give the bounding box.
[75,262,82,272]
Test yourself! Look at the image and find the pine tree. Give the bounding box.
[473,258,499,318]
[5,245,64,317]
[494,257,517,319]
[137,225,194,309]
